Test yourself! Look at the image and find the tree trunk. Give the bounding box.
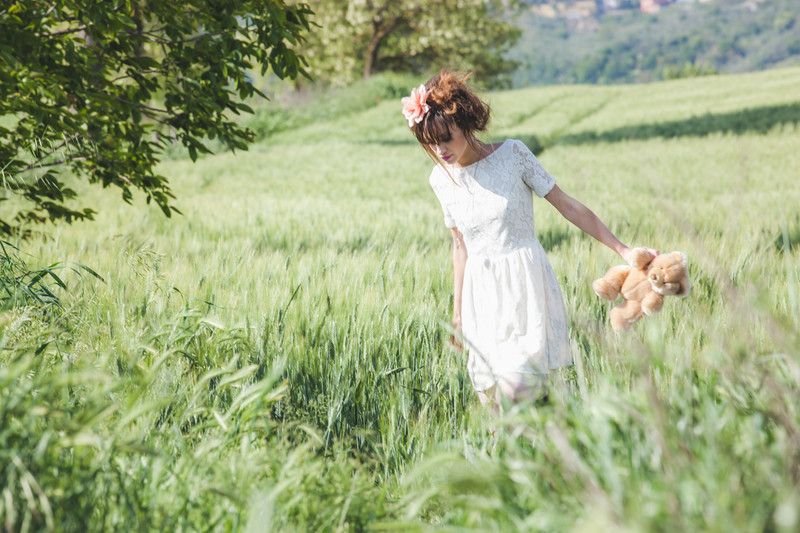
[362,3,423,78]
[363,30,384,78]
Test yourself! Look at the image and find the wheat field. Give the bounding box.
[2,66,800,531]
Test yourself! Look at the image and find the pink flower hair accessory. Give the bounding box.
[401,84,431,128]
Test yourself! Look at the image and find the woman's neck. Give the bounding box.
[452,141,490,168]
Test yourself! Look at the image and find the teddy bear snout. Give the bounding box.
[661,281,682,295]
[649,270,664,286]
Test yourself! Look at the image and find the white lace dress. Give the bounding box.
[429,139,572,391]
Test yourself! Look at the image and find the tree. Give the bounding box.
[302,0,521,88]
[0,0,312,237]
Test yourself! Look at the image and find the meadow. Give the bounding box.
[2,66,800,532]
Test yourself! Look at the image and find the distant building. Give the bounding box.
[530,0,600,31]
[531,0,599,16]
[640,0,671,13]
[531,3,559,17]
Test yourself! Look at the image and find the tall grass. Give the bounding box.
[2,67,800,531]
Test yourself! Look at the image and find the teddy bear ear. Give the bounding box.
[670,251,688,268]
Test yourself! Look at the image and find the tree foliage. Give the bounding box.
[0,0,312,236]
[302,0,521,88]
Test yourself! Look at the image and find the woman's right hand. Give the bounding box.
[449,316,464,350]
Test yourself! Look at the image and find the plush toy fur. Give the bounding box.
[592,248,690,332]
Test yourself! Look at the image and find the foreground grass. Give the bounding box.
[2,67,800,531]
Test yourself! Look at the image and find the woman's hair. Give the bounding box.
[411,71,491,161]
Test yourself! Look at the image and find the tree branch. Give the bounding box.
[110,68,170,83]
[46,24,89,37]
[13,137,80,174]
[138,30,231,46]
[18,157,89,173]
[42,5,131,38]
[114,97,174,116]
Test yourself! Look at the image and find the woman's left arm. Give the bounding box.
[544,184,651,263]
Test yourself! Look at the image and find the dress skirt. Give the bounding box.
[460,241,572,391]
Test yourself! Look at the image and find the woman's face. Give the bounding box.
[429,126,479,168]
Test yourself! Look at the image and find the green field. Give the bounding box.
[3,66,800,531]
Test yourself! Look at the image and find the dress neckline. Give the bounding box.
[444,139,509,173]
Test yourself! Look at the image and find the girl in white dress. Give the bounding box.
[402,71,656,408]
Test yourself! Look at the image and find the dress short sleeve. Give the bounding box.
[438,202,457,228]
[429,167,457,228]
[513,140,556,197]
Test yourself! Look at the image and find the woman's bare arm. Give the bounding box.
[544,185,657,263]
[450,227,468,342]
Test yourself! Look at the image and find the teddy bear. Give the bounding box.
[592,248,690,332]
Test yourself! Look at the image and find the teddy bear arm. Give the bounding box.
[592,265,631,301]
[609,299,642,333]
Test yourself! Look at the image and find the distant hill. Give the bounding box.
[509,0,800,86]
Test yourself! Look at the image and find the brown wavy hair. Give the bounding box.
[410,71,491,162]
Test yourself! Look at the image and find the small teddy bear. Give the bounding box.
[592,248,690,332]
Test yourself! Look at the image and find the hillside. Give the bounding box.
[510,0,800,85]
[3,67,800,531]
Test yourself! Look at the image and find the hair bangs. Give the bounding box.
[414,109,453,146]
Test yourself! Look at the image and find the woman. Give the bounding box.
[402,71,656,408]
